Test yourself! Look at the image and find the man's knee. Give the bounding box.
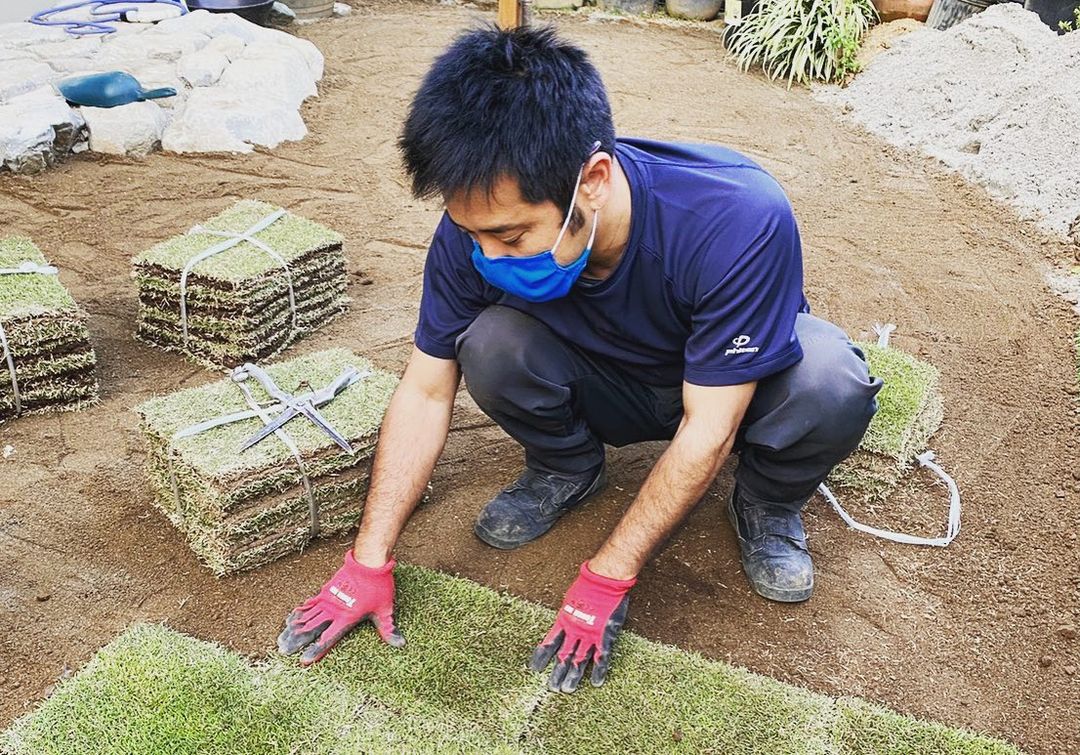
[789,317,882,448]
[455,306,552,407]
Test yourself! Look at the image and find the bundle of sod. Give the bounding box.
[135,348,397,575]
[3,567,1021,755]
[132,200,348,370]
[828,343,944,499]
[0,237,98,421]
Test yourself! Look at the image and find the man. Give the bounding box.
[278,24,882,694]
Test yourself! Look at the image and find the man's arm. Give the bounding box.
[529,381,756,691]
[589,380,756,580]
[277,346,459,663]
[353,347,461,567]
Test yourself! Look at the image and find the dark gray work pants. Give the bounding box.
[455,306,882,511]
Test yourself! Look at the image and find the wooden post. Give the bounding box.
[497,0,524,28]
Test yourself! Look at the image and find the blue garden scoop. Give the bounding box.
[56,71,176,108]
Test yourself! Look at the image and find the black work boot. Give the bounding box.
[474,464,607,550]
[726,484,814,603]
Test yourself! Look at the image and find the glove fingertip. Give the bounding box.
[383,630,406,648]
[300,643,330,666]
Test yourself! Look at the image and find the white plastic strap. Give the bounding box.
[170,369,368,441]
[167,365,368,537]
[179,209,297,347]
[872,322,896,349]
[232,376,320,538]
[818,451,961,546]
[0,262,61,416]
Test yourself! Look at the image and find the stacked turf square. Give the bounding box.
[132,200,348,369]
[135,348,397,575]
[0,237,98,421]
[829,343,944,499]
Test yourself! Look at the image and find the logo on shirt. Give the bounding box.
[725,335,760,356]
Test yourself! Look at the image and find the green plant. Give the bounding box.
[1058,5,1080,31]
[725,0,879,86]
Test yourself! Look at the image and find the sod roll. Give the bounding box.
[135,348,397,575]
[3,567,1022,755]
[0,236,98,420]
[828,342,944,499]
[131,200,349,369]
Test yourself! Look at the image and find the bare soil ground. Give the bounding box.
[1,3,1078,752]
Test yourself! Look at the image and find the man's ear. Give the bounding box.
[579,152,613,210]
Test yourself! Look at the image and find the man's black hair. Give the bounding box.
[399,24,616,220]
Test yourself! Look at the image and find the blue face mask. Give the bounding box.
[470,165,599,303]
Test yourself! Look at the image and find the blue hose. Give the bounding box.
[29,0,189,36]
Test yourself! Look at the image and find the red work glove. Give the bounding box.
[277,550,405,665]
[529,561,636,693]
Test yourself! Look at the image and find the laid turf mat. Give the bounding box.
[135,348,397,575]
[3,567,1022,755]
[828,343,944,499]
[305,565,552,744]
[131,200,348,369]
[0,236,98,421]
[0,624,353,755]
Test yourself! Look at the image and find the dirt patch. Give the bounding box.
[1,3,1077,753]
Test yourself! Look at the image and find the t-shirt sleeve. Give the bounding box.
[414,213,496,359]
[683,181,805,387]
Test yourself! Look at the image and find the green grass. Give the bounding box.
[132,200,343,284]
[856,344,942,461]
[829,343,943,498]
[135,348,397,481]
[0,237,78,322]
[4,567,1022,755]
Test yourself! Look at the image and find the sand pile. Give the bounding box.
[0,237,98,420]
[132,200,348,369]
[135,348,397,575]
[822,4,1080,238]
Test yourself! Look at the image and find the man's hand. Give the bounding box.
[529,561,636,693]
[277,550,405,665]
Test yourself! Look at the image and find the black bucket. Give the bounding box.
[186,0,275,25]
[1023,0,1079,30]
[926,0,993,28]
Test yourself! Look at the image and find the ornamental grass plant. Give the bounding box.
[725,0,879,85]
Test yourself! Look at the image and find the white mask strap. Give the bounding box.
[550,163,587,256]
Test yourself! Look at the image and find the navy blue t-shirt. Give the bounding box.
[414,137,808,387]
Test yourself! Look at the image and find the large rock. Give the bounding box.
[203,34,246,62]
[151,9,323,79]
[220,43,318,108]
[82,100,170,157]
[0,59,59,102]
[32,36,103,65]
[0,22,69,49]
[177,48,230,87]
[161,85,306,154]
[95,30,211,69]
[0,86,85,173]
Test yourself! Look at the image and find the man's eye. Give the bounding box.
[503,234,524,246]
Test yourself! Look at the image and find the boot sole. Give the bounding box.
[726,493,814,604]
[474,468,607,550]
